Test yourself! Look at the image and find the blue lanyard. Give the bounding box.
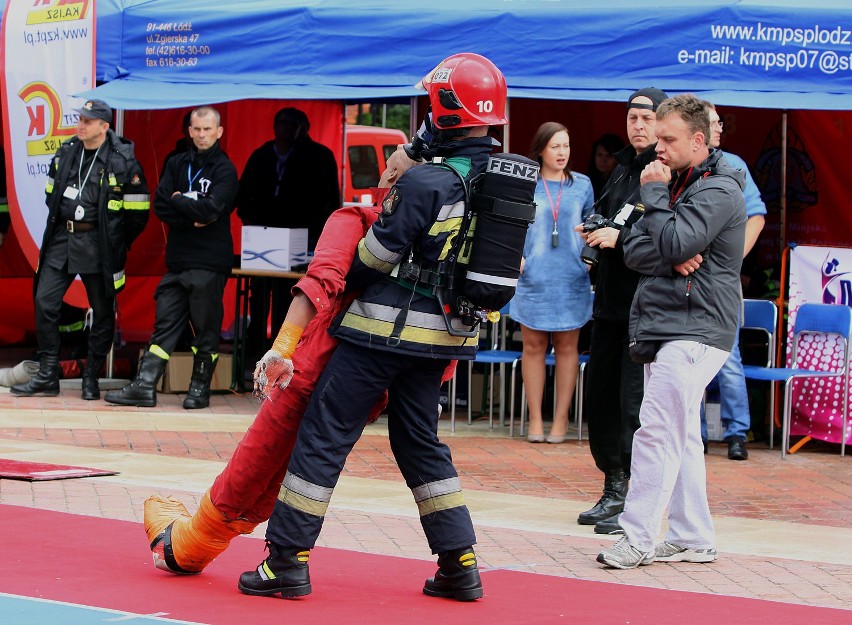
[187,164,203,190]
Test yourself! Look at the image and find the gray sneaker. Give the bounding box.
[596,536,655,569]
[654,541,717,563]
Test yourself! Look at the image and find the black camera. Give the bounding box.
[580,213,612,267]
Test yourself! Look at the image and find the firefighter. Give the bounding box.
[104,106,238,410]
[11,99,149,400]
[237,53,507,602]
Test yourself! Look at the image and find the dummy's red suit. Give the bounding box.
[211,203,385,523]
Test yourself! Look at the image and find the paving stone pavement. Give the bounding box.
[0,388,850,611]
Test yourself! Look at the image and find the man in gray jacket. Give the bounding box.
[596,94,746,569]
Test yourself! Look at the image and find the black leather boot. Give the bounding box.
[183,353,216,409]
[423,547,483,601]
[727,436,749,460]
[238,542,312,598]
[10,353,60,397]
[104,351,167,407]
[81,356,104,401]
[594,511,624,534]
[577,468,628,525]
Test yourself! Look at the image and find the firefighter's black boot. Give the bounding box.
[238,542,312,598]
[577,468,628,525]
[182,353,216,410]
[10,353,60,397]
[81,356,104,401]
[423,547,483,601]
[104,351,167,407]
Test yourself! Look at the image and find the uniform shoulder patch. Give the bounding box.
[131,174,141,185]
[382,186,401,216]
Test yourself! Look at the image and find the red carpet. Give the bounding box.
[0,504,847,625]
[0,459,117,481]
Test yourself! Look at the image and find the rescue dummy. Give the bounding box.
[144,150,421,573]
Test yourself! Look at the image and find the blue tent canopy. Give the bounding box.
[75,0,852,110]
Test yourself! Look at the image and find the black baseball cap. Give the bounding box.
[627,88,669,112]
[74,99,112,123]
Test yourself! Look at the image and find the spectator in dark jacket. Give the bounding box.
[235,107,340,362]
[11,99,149,401]
[236,107,339,247]
[573,88,668,535]
[105,106,238,410]
[587,133,625,200]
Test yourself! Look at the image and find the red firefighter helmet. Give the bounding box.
[416,52,508,130]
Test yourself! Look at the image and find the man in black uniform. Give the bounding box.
[574,88,668,534]
[235,107,340,362]
[105,106,238,410]
[237,53,508,602]
[236,107,339,246]
[12,99,149,400]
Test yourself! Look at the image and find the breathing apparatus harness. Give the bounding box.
[391,147,538,338]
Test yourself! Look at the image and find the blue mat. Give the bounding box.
[0,593,198,625]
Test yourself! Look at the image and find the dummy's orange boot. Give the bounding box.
[145,490,258,574]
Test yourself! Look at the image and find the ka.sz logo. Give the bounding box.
[27,0,90,25]
[19,81,77,157]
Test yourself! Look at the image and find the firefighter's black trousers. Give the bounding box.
[35,263,113,361]
[266,341,477,554]
[148,269,227,356]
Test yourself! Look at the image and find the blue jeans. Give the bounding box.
[700,339,751,441]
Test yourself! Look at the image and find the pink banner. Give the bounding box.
[787,244,852,447]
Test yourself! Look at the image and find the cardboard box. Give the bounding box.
[152,352,233,394]
[240,226,309,271]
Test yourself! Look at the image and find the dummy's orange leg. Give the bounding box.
[145,490,257,574]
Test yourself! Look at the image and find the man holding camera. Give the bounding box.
[596,93,746,568]
[575,87,668,534]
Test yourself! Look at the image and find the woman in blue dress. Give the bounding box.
[510,122,594,443]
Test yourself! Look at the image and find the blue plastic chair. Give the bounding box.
[740,299,779,443]
[742,302,852,457]
[449,305,521,433]
[741,299,779,369]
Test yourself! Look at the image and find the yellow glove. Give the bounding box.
[254,321,303,399]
